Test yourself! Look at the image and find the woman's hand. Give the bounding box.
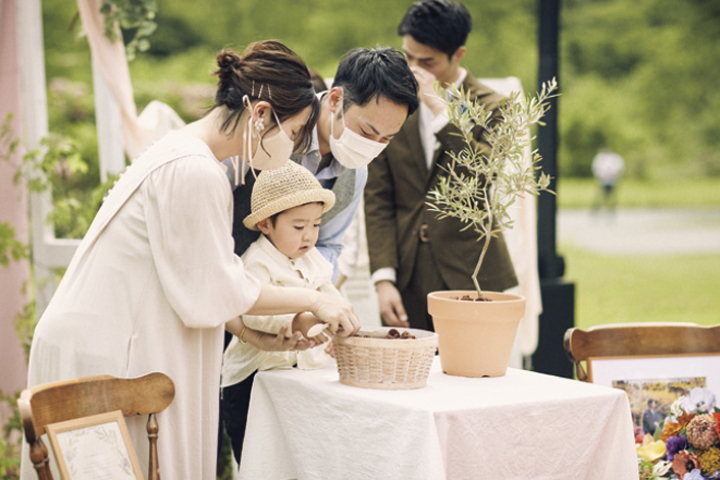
[246,325,316,352]
[311,291,361,337]
[246,284,361,338]
[226,317,315,352]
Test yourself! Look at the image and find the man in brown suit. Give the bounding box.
[364,0,518,331]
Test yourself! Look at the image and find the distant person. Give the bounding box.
[592,146,625,213]
[642,399,664,435]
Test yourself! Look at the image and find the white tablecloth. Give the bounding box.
[238,358,638,480]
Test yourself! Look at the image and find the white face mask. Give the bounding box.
[329,97,388,169]
[249,109,294,171]
[234,104,295,185]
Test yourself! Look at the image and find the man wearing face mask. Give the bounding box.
[364,0,518,332]
[227,47,419,280]
[219,46,418,469]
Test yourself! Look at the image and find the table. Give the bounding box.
[238,358,638,480]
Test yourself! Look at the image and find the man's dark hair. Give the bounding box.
[332,47,419,117]
[398,0,472,58]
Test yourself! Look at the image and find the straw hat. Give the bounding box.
[243,161,336,230]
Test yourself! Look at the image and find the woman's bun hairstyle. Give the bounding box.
[210,41,320,154]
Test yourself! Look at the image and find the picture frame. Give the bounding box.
[46,409,144,480]
[587,353,720,434]
[587,353,720,390]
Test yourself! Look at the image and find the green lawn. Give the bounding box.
[557,177,720,209]
[560,244,720,330]
[555,177,720,330]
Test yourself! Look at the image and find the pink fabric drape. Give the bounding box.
[76,0,184,160]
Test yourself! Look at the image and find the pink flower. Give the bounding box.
[671,451,701,479]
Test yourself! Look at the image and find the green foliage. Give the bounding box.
[39,0,720,180]
[562,0,720,179]
[14,298,38,365]
[130,0,538,88]
[100,0,158,60]
[2,78,117,240]
[427,79,557,296]
[145,14,202,57]
[0,223,27,269]
[41,2,93,85]
[0,390,21,480]
[216,429,234,480]
[15,131,116,239]
[0,115,30,268]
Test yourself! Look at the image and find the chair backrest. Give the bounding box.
[19,372,175,480]
[564,323,720,381]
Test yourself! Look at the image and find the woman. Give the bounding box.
[21,40,360,480]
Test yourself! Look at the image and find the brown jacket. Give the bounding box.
[364,72,518,292]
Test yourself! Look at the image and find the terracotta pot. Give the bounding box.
[427,291,526,378]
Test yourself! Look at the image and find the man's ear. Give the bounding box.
[451,46,466,65]
[327,86,344,114]
[256,218,271,235]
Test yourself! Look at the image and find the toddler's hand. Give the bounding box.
[324,339,335,359]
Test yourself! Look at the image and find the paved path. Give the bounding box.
[557,208,720,255]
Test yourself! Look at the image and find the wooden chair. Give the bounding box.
[564,323,720,381]
[19,372,175,480]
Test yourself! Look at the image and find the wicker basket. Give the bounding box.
[333,327,438,390]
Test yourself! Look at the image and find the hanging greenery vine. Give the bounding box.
[99,0,157,60]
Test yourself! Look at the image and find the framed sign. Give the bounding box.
[588,353,720,434]
[46,410,144,480]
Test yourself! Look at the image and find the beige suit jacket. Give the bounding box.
[365,72,518,293]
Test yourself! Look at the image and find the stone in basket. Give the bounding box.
[333,327,438,390]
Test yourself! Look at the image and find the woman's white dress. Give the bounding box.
[21,130,261,480]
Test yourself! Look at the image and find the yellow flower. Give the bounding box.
[636,440,667,462]
[698,447,720,476]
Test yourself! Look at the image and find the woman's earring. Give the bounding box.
[254,116,265,133]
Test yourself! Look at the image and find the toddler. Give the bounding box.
[221,160,340,464]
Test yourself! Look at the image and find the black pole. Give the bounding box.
[537,0,562,280]
[532,0,575,378]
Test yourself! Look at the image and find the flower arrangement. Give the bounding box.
[636,388,720,480]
